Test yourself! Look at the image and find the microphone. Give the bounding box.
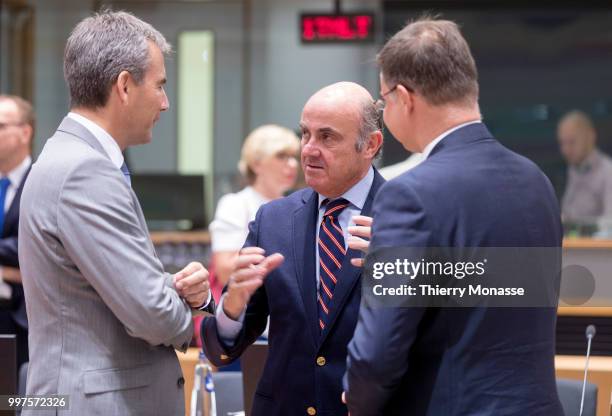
[579,324,596,416]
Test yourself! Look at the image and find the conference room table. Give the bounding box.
[177,348,612,416]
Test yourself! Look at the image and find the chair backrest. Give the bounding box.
[556,378,598,416]
[241,341,268,416]
[212,371,244,416]
[0,335,16,394]
[18,362,28,396]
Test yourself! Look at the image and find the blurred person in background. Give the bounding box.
[0,95,34,372]
[558,110,612,225]
[208,124,299,297]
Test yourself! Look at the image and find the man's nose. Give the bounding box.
[161,90,169,112]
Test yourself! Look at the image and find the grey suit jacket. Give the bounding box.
[19,117,194,415]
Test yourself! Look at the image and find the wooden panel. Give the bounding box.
[151,231,210,245]
[564,238,612,249]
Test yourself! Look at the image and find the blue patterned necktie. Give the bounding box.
[317,198,349,332]
[0,178,11,235]
[120,162,131,187]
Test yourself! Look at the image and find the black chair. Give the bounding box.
[212,371,244,416]
[0,335,17,416]
[556,378,597,416]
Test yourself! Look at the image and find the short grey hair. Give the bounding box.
[356,100,383,158]
[378,17,478,107]
[64,10,171,108]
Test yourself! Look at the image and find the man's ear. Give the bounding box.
[115,70,132,105]
[396,84,415,116]
[19,124,33,147]
[364,130,383,159]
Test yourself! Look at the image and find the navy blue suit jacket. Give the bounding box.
[0,164,31,329]
[345,123,563,416]
[202,170,385,416]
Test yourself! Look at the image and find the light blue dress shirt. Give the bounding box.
[216,166,374,341]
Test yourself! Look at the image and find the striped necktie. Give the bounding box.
[120,162,131,187]
[317,197,349,332]
[0,178,10,235]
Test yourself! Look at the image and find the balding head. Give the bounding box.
[305,82,382,154]
[557,110,597,166]
[300,82,382,197]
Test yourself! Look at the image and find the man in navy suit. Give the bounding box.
[344,19,564,415]
[0,95,34,370]
[202,82,385,415]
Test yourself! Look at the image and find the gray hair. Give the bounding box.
[356,100,383,158]
[64,10,171,108]
[377,17,478,107]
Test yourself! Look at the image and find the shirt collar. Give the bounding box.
[574,148,602,174]
[318,166,374,211]
[67,112,124,169]
[422,120,482,160]
[4,156,31,188]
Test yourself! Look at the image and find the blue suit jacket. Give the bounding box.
[202,170,385,416]
[345,123,564,416]
[0,164,31,329]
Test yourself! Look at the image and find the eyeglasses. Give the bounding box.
[0,122,24,131]
[374,84,414,109]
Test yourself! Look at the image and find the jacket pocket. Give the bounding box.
[83,364,152,395]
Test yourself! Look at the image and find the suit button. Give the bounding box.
[316,356,326,366]
[177,377,185,388]
[307,406,316,415]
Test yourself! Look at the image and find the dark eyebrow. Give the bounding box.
[317,127,339,136]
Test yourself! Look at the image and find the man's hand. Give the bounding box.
[173,262,210,308]
[347,215,372,267]
[223,247,284,320]
[2,267,21,283]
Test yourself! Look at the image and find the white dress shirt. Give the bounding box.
[67,112,124,168]
[421,120,482,160]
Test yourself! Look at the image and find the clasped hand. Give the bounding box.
[173,262,211,309]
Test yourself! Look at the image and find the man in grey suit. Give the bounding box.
[19,11,213,415]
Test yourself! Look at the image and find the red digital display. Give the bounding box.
[301,13,375,43]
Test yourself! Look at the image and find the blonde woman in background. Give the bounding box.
[209,124,300,298]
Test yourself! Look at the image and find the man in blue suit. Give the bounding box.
[344,19,564,415]
[202,82,385,415]
[0,95,34,370]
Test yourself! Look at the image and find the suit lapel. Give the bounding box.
[3,164,31,236]
[318,170,386,345]
[293,190,320,344]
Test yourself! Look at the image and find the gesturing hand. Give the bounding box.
[223,247,284,320]
[173,262,210,308]
[347,215,373,267]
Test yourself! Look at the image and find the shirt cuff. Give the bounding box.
[216,293,245,344]
[197,290,212,310]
